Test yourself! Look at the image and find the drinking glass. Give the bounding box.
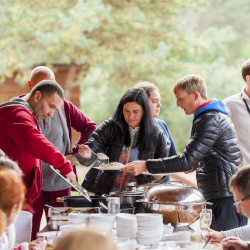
[202,208,212,221]
[108,197,120,214]
[199,209,212,240]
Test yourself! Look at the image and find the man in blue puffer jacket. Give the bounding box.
[122,74,244,231]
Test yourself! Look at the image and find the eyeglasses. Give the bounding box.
[233,194,250,207]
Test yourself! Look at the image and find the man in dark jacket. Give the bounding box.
[122,74,243,231]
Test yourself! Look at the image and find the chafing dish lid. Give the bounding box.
[144,183,204,205]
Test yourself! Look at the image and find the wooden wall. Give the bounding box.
[0,65,81,146]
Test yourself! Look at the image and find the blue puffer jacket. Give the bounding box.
[146,99,242,200]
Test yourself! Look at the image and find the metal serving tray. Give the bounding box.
[48,207,100,230]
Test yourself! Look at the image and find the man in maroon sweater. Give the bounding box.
[24,66,97,240]
[0,80,76,242]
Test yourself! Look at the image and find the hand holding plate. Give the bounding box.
[121,160,147,176]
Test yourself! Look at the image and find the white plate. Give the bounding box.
[93,162,124,170]
[94,164,170,176]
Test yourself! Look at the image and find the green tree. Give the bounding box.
[0,0,246,151]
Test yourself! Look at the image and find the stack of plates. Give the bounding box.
[116,213,137,240]
[88,214,116,235]
[60,224,86,237]
[136,213,163,245]
[68,213,89,225]
[163,224,174,235]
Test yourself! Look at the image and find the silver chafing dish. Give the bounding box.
[103,182,145,213]
[137,182,207,226]
[137,180,164,193]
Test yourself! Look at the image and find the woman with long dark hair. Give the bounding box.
[77,87,169,194]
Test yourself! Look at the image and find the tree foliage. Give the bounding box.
[0,0,247,152]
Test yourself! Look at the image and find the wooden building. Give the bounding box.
[0,65,81,145]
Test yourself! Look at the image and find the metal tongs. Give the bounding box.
[50,166,91,202]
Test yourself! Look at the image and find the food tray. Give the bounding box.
[48,207,100,220]
[48,207,100,230]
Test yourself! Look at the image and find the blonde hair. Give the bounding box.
[54,229,117,250]
[0,170,25,235]
[135,81,159,98]
[173,74,207,100]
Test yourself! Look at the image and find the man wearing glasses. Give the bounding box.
[207,165,250,249]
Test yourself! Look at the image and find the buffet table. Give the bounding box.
[40,218,222,250]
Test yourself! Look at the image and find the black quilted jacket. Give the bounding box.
[146,110,242,200]
[81,118,169,194]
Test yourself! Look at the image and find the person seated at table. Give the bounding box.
[77,87,169,194]
[0,161,46,250]
[0,156,22,249]
[206,165,250,250]
[54,229,117,250]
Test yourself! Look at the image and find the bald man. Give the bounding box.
[11,66,97,241]
[28,66,55,90]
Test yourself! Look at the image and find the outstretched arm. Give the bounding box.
[222,237,250,250]
[121,160,147,176]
